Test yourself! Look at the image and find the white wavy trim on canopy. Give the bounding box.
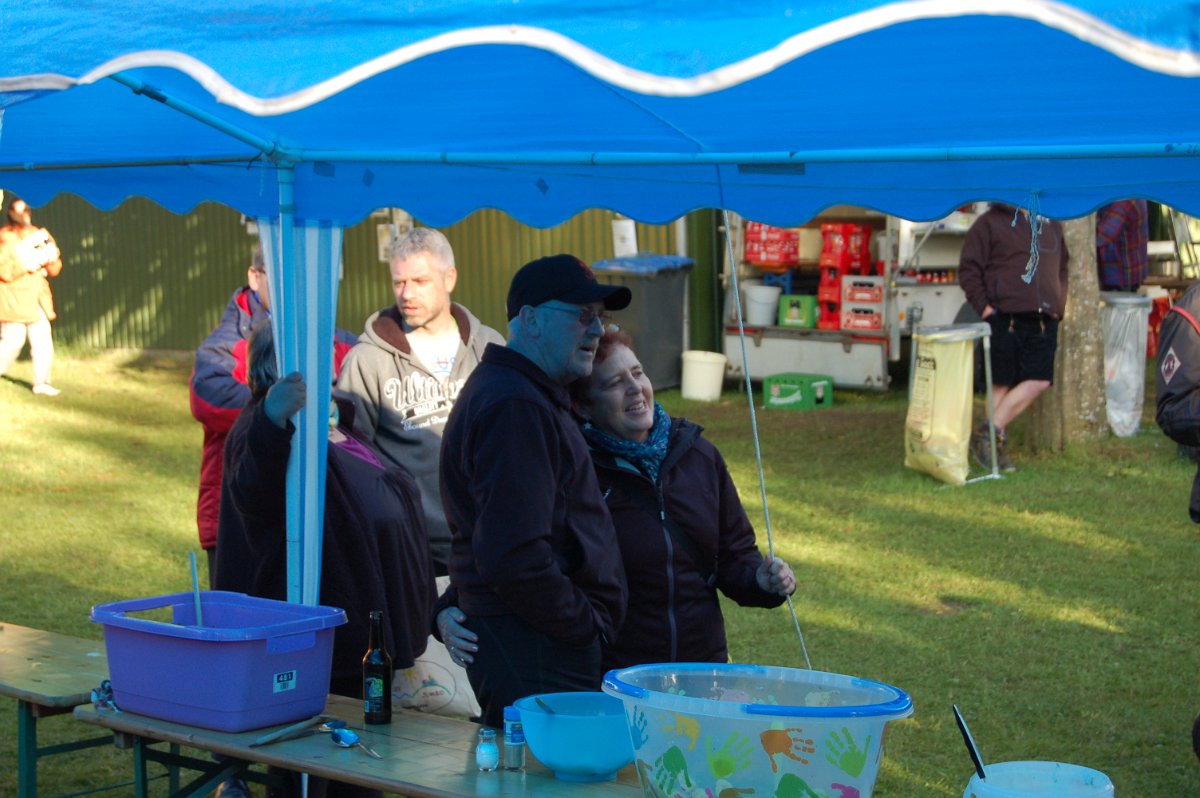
[4,0,1195,116]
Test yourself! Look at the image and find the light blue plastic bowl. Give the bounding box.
[963,761,1115,797]
[514,691,635,782]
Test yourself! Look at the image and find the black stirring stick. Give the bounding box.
[952,704,988,780]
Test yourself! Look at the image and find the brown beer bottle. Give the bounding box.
[362,610,392,724]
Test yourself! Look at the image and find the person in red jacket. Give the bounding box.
[188,244,354,585]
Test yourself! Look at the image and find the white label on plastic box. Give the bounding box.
[273,670,297,693]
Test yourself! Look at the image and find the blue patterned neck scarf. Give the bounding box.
[584,402,672,482]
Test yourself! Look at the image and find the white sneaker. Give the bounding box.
[32,384,61,396]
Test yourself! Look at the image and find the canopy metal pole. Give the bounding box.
[273,165,310,607]
[289,142,1200,165]
[110,71,328,609]
[721,209,811,671]
[107,73,293,161]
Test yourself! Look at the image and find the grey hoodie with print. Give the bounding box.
[337,303,505,572]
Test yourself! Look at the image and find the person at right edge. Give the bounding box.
[958,203,1069,472]
[434,254,631,729]
[1153,281,1200,765]
[1154,281,1200,522]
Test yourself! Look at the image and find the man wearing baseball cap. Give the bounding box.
[435,254,631,727]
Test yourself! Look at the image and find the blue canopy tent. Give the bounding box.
[3,0,1199,603]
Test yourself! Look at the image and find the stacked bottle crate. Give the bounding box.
[817,223,873,329]
[743,221,799,271]
[840,275,886,331]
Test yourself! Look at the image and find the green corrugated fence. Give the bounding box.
[14,194,720,353]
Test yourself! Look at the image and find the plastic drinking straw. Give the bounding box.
[189,551,204,626]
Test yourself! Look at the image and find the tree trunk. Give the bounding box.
[1028,214,1107,451]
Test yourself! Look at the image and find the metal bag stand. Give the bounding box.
[910,321,1001,484]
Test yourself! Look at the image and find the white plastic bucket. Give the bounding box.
[680,350,726,401]
[725,277,762,324]
[963,761,1114,798]
[745,284,782,326]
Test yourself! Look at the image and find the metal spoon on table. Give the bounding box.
[330,726,383,759]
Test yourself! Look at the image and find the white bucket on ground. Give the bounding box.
[680,350,726,401]
[963,761,1114,798]
[744,284,782,326]
[725,277,762,324]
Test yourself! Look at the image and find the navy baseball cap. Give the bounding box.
[506,254,632,321]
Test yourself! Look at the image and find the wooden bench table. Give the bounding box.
[75,693,643,798]
[0,622,113,798]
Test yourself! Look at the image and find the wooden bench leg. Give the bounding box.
[132,735,152,798]
[170,742,181,793]
[16,700,37,798]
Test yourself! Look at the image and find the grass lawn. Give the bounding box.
[1,351,1197,796]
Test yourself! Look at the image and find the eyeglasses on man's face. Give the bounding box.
[539,302,611,328]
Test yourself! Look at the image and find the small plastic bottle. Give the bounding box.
[476,727,500,772]
[502,706,526,771]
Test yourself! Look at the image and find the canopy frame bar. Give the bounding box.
[6,144,1199,175]
[107,72,296,165]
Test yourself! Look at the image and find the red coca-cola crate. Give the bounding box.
[745,239,799,266]
[840,303,885,331]
[744,221,797,242]
[744,222,799,270]
[819,223,873,269]
[817,283,841,303]
[818,301,841,330]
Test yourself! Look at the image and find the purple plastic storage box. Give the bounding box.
[91,591,346,732]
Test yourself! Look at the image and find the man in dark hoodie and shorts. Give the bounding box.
[958,203,1069,471]
[337,227,504,575]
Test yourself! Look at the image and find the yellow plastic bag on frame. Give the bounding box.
[904,325,987,485]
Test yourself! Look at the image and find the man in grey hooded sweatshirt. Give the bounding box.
[338,227,505,575]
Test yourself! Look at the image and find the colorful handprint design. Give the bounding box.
[654,745,693,793]
[773,773,823,798]
[629,706,650,750]
[824,727,869,778]
[637,759,671,798]
[705,732,754,779]
[760,728,815,773]
[661,712,701,750]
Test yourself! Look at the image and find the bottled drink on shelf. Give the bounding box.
[363,610,393,724]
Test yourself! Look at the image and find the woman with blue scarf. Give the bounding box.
[569,330,795,671]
